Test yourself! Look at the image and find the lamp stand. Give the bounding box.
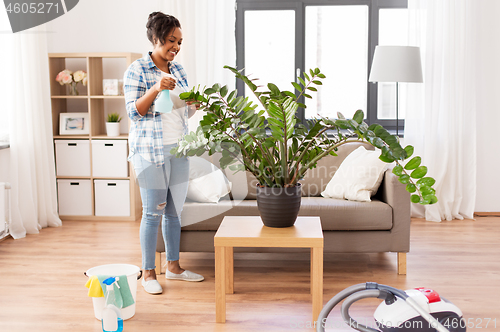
[395,82,399,137]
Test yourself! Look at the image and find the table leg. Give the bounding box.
[311,247,323,322]
[225,246,234,294]
[215,246,226,323]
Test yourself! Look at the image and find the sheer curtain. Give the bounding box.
[405,0,477,221]
[0,24,62,238]
[159,0,237,132]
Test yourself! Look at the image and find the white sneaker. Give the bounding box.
[166,270,204,282]
[141,278,163,294]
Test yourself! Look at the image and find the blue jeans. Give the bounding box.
[131,144,189,270]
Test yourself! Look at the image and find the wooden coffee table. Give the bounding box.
[214,216,324,323]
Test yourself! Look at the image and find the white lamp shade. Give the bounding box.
[369,46,423,83]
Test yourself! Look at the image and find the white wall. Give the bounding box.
[43,0,500,212]
[46,0,160,54]
[475,1,500,212]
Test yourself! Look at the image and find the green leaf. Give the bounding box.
[353,110,364,124]
[220,85,228,98]
[317,73,326,79]
[420,186,436,196]
[335,119,351,129]
[268,83,281,96]
[392,165,404,176]
[307,86,317,92]
[404,156,421,170]
[298,77,306,86]
[204,87,216,95]
[406,183,417,193]
[312,80,322,85]
[398,174,410,184]
[227,89,237,102]
[416,177,436,187]
[371,137,385,149]
[404,145,414,159]
[303,93,312,99]
[410,194,421,203]
[410,166,428,179]
[179,92,192,100]
[379,155,395,163]
[303,72,310,81]
[292,82,302,91]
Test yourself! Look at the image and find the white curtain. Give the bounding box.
[405,0,477,221]
[0,24,62,239]
[159,0,237,132]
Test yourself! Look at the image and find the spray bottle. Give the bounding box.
[155,73,176,114]
[101,277,123,332]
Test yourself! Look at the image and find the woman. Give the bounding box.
[123,11,203,295]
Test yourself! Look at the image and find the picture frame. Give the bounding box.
[59,112,90,135]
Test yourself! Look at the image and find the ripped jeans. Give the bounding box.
[131,144,189,270]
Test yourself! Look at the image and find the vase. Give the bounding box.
[106,122,120,137]
[67,82,79,96]
[256,183,302,228]
[68,82,79,96]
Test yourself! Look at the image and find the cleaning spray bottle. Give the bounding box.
[155,73,176,114]
[101,277,123,332]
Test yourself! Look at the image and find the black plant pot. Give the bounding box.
[256,183,302,228]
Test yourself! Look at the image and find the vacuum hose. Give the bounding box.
[316,283,450,332]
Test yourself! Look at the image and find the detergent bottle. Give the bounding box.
[155,73,176,114]
[101,277,123,332]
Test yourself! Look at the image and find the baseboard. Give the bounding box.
[474,212,500,217]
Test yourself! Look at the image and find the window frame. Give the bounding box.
[235,0,408,133]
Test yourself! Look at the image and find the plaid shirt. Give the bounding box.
[123,52,189,167]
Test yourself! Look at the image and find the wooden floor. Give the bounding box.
[0,217,499,332]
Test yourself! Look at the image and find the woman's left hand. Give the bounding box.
[186,100,201,110]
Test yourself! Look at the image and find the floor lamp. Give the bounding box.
[369,46,423,136]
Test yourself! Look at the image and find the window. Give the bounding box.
[236,0,408,132]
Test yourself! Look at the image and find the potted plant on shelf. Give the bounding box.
[173,66,437,227]
[106,113,122,137]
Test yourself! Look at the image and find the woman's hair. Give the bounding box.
[146,12,181,46]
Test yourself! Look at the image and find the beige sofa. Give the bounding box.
[155,141,411,275]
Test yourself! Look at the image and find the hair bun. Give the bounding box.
[149,11,161,20]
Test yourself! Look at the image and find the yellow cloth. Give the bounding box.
[85,275,104,297]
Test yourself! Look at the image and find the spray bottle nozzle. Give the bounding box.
[103,277,116,286]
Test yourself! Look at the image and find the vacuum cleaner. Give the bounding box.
[316,283,466,332]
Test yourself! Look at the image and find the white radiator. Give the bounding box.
[0,182,11,240]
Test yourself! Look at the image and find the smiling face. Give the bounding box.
[152,27,183,64]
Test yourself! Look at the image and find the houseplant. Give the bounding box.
[173,66,437,227]
[106,112,122,137]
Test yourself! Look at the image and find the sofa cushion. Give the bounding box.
[186,157,232,203]
[181,195,392,231]
[298,197,392,231]
[300,141,375,197]
[321,146,387,202]
[181,199,260,230]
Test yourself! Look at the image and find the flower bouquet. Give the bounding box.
[55,69,87,95]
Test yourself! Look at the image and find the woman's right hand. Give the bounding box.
[155,75,176,93]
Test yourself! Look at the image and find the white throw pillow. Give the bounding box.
[321,146,387,202]
[186,157,232,203]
